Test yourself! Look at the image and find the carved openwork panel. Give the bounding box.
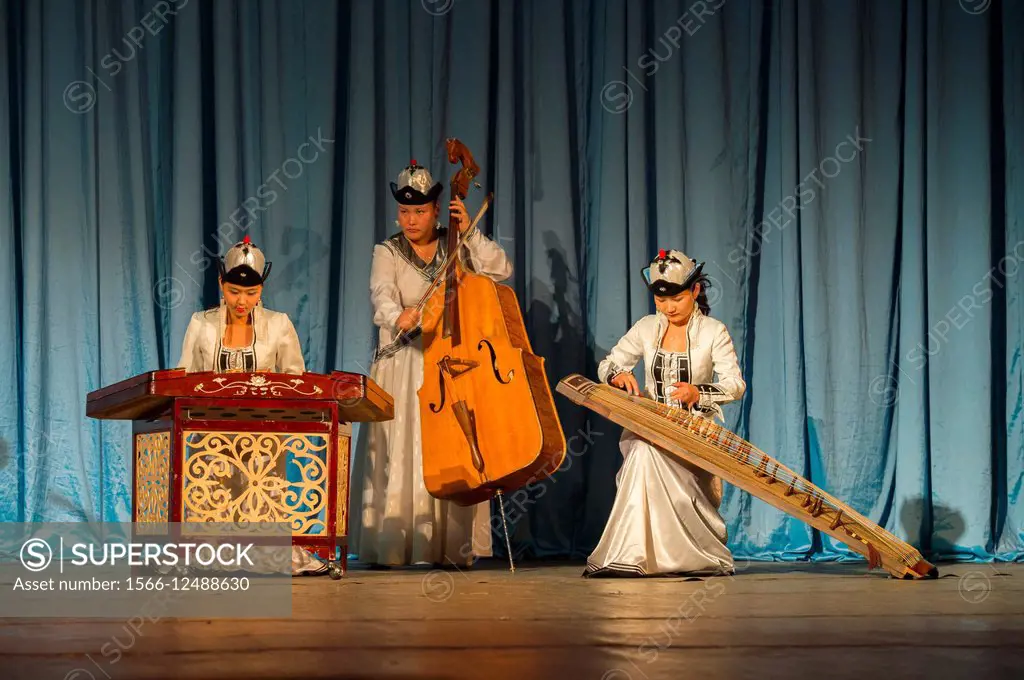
[181,431,329,536]
[135,432,170,524]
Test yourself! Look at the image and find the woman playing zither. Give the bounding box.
[586,249,746,577]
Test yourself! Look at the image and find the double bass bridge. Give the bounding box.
[429,355,487,478]
[428,356,480,413]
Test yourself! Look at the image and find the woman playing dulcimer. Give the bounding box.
[177,236,330,576]
[352,160,513,568]
[586,249,745,577]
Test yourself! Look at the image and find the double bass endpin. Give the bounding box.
[496,489,515,574]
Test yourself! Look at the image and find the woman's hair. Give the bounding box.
[693,274,712,316]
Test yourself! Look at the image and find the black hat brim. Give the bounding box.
[642,261,704,296]
[391,181,443,205]
[219,262,271,286]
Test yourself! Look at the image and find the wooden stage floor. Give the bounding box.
[1,559,1022,679]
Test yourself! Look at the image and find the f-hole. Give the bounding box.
[478,339,513,384]
[429,369,448,413]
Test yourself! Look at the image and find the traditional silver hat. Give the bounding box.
[219,235,271,286]
[390,159,443,205]
[642,248,704,296]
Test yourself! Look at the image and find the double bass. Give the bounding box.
[416,139,566,538]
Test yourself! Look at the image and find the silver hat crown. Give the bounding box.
[649,249,696,286]
[224,237,265,273]
[219,235,271,285]
[390,159,443,204]
[396,161,435,195]
[642,248,704,295]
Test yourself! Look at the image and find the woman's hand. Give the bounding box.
[669,382,700,407]
[450,197,471,233]
[611,371,641,396]
[396,308,421,332]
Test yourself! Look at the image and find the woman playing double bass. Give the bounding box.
[352,160,513,568]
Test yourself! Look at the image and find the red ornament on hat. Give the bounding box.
[658,249,666,259]
[410,159,418,166]
[243,235,251,244]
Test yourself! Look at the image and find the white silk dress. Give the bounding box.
[585,309,746,577]
[178,303,330,575]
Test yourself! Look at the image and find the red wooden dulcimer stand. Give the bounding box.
[86,369,393,579]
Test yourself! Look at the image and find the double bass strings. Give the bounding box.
[586,384,920,567]
[383,194,494,354]
[410,195,493,317]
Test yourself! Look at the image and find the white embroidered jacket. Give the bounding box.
[176,305,306,374]
[597,308,746,421]
[368,227,513,361]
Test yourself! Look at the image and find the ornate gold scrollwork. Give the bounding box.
[135,432,170,523]
[193,374,324,397]
[336,432,350,536]
[182,431,329,535]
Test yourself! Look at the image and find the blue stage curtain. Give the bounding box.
[0,0,1020,564]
